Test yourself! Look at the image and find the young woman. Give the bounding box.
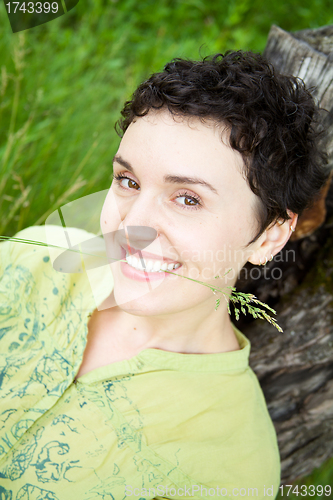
[0,51,328,499]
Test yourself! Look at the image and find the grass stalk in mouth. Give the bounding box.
[0,235,282,332]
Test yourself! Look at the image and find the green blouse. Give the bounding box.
[0,225,280,499]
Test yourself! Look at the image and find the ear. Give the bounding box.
[247,211,298,266]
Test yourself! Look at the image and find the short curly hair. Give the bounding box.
[115,51,329,245]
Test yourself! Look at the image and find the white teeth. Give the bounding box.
[145,259,154,272]
[152,260,161,272]
[125,250,181,273]
[131,256,140,267]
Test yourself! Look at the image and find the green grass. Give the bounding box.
[1,0,333,235]
[0,0,333,489]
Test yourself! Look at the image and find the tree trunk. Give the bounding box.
[234,25,333,484]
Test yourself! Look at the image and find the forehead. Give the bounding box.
[118,110,246,180]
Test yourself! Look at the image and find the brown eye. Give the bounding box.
[176,191,202,210]
[112,173,140,190]
[185,197,196,205]
[127,179,139,189]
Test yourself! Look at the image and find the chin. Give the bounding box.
[111,263,166,300]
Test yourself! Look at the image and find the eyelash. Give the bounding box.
[112,172,202,211]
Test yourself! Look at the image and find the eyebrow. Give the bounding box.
[113,155,219,195]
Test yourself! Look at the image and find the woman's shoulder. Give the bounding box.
[0,225,111,345]
[0,225,93,303]
[0,225,46,269]
[170,367,280,496]
[0,224,98,268]
[144,359,281,499]
[0,224,114,342]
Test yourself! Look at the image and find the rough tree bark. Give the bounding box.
[233,25,333,484]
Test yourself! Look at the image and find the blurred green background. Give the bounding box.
[0,0,333,494]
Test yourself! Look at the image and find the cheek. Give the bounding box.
[224,205,256,248]
[100,188,122,231]
[180,231,216,267]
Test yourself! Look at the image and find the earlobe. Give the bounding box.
[259,254,274,265]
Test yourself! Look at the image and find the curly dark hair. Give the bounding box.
[115,51,329,245]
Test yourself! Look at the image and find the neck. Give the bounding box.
[97,293,240,355]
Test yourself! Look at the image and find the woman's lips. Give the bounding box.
[119,246,182,282]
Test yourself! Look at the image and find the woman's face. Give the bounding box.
[101,110,262,315]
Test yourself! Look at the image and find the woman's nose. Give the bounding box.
[118,194,161,249]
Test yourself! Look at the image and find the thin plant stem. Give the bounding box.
[0,235,283,332]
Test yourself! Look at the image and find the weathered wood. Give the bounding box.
[293,25,333,57]
[244,228,333,482]
[235,25,333,484]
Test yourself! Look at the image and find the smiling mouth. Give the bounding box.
[124,249,182,273]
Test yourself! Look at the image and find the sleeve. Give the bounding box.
[0,224,98,321]
[0,223,114,334]
[0,224,104,368]
[0,224,101,269]
[0,225,48,273]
